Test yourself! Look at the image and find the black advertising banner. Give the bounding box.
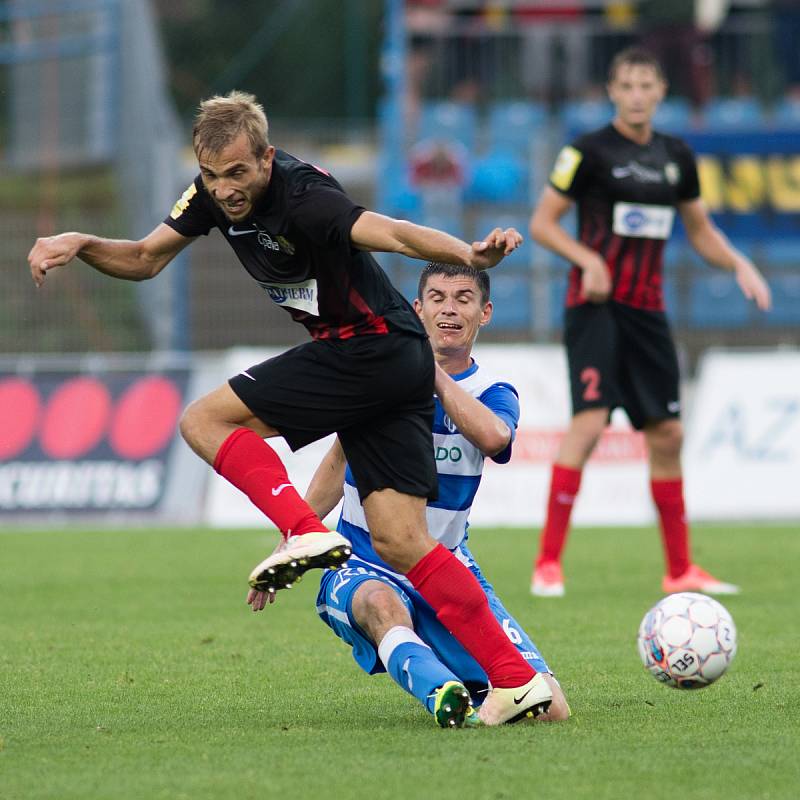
[0,368,191,515]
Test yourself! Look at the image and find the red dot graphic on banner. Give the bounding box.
[40,377,112,459]
[0,378,42,459]
[109,376,183,459]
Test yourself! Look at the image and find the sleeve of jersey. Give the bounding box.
[676,142,701,202]
[478,382,520,465]
[163,177,215,238]
[289,176,365,250]
[548,141,589,199]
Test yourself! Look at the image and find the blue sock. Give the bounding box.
[378,626,461,714]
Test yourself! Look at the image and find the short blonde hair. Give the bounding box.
[192,90,270,159]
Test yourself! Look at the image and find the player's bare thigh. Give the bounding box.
[362,489,437,573]
[180,382,280,464]
[556,407,609,469]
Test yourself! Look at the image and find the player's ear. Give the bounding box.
[413,297,423,318]
[480,300,493,326]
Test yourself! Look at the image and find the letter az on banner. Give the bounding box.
[684,350,800,520]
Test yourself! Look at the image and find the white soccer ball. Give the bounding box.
[637,592,737,689]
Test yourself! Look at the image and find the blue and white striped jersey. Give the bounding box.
[337,360,519,572]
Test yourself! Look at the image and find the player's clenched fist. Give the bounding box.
[28,232,86,288]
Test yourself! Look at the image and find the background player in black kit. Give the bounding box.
[28,91,551,725]
[528,48,771,599]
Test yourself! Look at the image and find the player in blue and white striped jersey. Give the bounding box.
[306,263,569,727]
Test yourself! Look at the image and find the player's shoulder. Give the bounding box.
[458,362,518,400]
[276,149,345,194]
[652,130,695,157]
[569,124,617,154]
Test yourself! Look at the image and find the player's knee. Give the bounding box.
[647,419,683,458]
[351,581,410,636]
[179,400,205,447]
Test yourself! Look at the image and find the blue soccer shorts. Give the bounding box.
[316,543,550,690]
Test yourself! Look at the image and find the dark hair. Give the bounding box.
[607,47,665,83]
[417,262,490,305]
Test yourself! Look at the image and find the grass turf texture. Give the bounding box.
[1,524,797,800]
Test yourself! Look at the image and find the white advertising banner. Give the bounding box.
[205,345,655,529]
[684,350,800,520]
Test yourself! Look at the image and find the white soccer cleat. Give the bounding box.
[248,531,351,594]
[477,673,553,726]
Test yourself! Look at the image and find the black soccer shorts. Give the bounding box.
[229,332,437,501]
[563,301,681,430]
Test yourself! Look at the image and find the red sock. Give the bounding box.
[213,428,325,539]
[651,478,690,578]
[407,544,535,688]
[536,464,582,566]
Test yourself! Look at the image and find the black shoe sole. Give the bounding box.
[250,545,351,593]
[507,698,552,724]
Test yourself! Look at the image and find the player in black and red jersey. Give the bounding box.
[28,91,551,725]
[528,48,771,598]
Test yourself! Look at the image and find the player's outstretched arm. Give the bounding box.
[305,437,347,520]
[28,223,194,288]
[679,198,772,311]
[530,187,611,303]
[350,211,521,270]
[434,363,511,457]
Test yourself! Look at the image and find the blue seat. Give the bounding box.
[474,212,532,270]
[465,147,529,205]
[487,101,548,155]
[489,274,532,330]
[689,275,751,327]
[417,102,478,150]
[764,272,800,325]
[663,275,681,322]
[763,240,799,268]
[771,99,800,129]
[548,276,567,330]
[653,98,692,132]
[701,98,765,130]
[560,99,613,135]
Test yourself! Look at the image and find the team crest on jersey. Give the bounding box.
[276,235,295,255]
[550,146,583,191]
[664,162,680,185]
[169,183,197,219]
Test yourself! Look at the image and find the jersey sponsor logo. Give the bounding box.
[612,202,675,239]
[611,161,664,183]
[169,183,197,219]
[435,445,462,463]
[550,146,583,191]
[259,278,319,316]
[257,231,281,251]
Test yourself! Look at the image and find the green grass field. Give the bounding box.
[1,524,798,800]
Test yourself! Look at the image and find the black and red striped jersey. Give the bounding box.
[549,124,700,311]
[164,150,425,341]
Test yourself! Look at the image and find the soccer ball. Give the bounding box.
[637,592,737,689]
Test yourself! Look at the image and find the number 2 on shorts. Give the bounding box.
[580,366,601,401]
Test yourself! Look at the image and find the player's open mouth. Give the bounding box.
[437,322,462,330]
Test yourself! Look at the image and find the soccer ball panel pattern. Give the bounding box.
[637,592,737,689]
